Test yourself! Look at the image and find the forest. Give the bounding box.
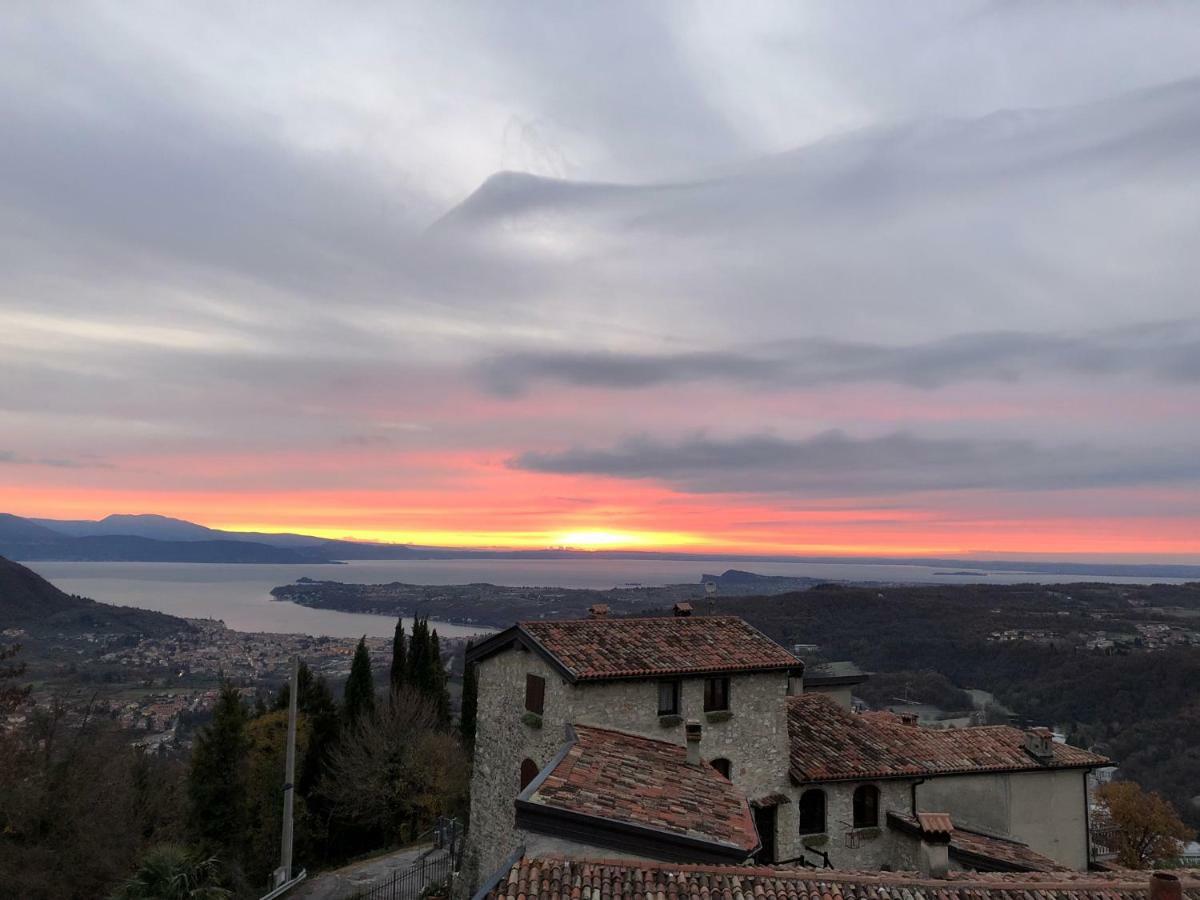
[0,617,475,900]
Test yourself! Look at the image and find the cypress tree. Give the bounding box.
[459,640,478,752]
[188,682,249,858]
[390,618,407,694]
[430,628,451,727]
[343,637,376,726]
[407,617,430,695]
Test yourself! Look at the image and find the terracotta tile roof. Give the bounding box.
[520,724,759,855]
[518,616,800,682]
[888,812,1067,872]
[949,826,1069,872]
[916,812,954,840]
[788,694,1109,782]
[483,856,1200,900]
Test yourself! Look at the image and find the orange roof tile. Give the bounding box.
[888,812,1068,872]
[518,616,800,682]
[520,724,759,855]
[788,694,1109,782]
[483,857,1200,900]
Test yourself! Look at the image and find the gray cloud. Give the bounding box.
[477,323,1200,394]
[510,431,1200,495]
[0,450,111,469]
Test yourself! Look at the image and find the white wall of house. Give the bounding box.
[915,769,1089,869]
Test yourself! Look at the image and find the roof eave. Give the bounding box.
[791,761,1105,785]
[515,797,758,864]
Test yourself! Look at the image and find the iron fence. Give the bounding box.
[1090,825,1121,862]
[345,819,464,900]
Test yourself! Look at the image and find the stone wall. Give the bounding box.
[788,779,916,869]
[464,645,796,883]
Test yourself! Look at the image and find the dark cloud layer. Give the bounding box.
[478,324,1200,394]
[510,431,1200,496]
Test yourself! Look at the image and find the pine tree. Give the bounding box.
[187,683,249,859]
[343,637,376,726]
[390,618,407,694]
[459,640,478,753]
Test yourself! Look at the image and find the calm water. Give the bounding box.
[22,558,1193,638]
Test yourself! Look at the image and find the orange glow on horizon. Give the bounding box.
[4,477,1200,560]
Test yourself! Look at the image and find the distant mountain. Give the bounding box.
[7,512,1200,576]
[0,554,188,636]
[0,513,65,544]
[33,513,221,541]
[0,514,336,564]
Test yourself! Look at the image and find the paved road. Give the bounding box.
[289,844,436,900]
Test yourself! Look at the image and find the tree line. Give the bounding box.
[0,617,483,899]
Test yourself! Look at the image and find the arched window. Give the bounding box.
[798,789,826,834]
[711,758,731,780]
[853,784,879,828]
[520,758,540,791]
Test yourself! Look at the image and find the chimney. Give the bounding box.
[899,712,919,727]
[685,719,702,765]
[673,602,693,617]
[1151,873,1182,900]
[916,813,952,879]
[1024,727,1055,760]
[588,604,609,619]
[787,665,805,696]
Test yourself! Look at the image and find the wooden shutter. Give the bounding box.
[525,673,545,714]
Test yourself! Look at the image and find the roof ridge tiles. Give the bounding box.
[499,856,1200,891]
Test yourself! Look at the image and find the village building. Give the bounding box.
[464,608,1110,889]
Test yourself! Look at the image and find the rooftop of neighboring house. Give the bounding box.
[886,811,1068,872]
[468,615,802,682]
[480,856,1200,900]
[805,660,869,688]
[788,693,1110,783]
[516,724,759,860]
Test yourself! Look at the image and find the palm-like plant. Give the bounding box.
[113,844,231,900]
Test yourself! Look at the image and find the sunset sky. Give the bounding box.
[3,2,1200,559]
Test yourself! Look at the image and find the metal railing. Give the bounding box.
[1090,825,1121,862]
[345,819,464,900]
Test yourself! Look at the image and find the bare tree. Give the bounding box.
[323,688,468,843]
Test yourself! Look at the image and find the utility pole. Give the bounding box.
[276,655,299,887]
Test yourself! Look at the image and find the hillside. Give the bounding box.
[0,555,190,636]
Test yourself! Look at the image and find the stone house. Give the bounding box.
[464,609,1109,888]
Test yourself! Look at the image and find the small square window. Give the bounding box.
[657,680,680,716]
[704,676,730,712]
[525,674,545,714]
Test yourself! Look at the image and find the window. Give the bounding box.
[798,789,826,834]
[703,676,730,712]
[853,784,880,828]
[711,758,731,780]
[525,674,545,715]
[520,758,540,791]
[657,679,681,716]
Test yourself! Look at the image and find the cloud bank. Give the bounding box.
[2,2,1200,554]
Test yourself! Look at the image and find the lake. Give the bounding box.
[22,557,1193,638]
